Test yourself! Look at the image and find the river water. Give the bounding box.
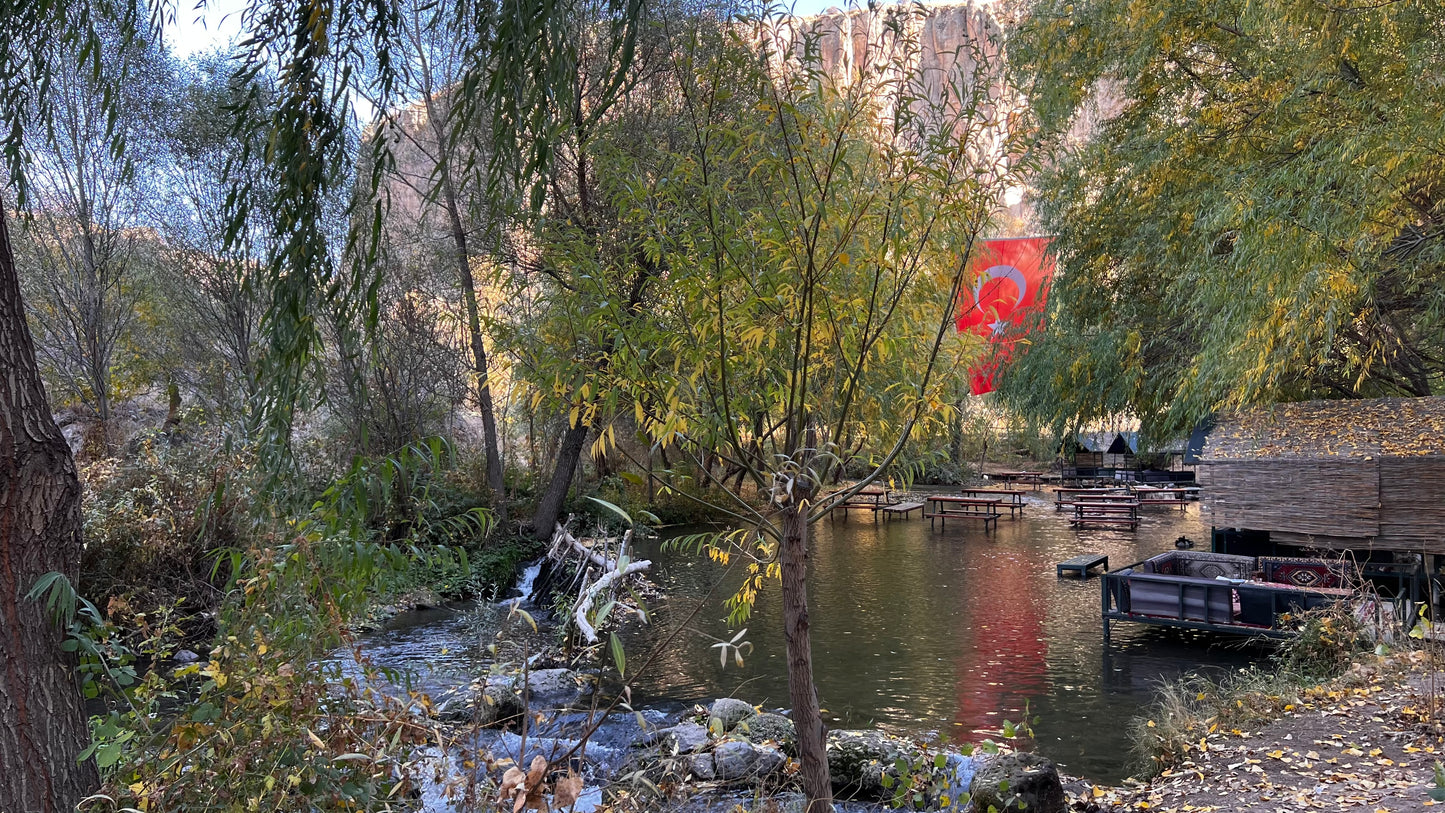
[354,490,1271,785]
[616,491,1268,782]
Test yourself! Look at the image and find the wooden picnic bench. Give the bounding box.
[1070,499,1140,529]
[827,487,889,521]
[994,471,1044,491]
[1054,487,1129,510]
[1057,553,1109,578]
[959,488,1026,516]
[1132,486,1192,510]
[880,501,924,520]
[924,495,1001,530]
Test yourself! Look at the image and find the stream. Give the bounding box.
[351,490,1270,792]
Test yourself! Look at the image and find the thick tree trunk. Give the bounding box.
[0,206,99,812]
[440,174,507,514]
[780,494,832,811]
[530,419,589,541]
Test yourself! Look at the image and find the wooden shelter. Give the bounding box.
[1199,396,1445,555]
[1071,430,1137,470]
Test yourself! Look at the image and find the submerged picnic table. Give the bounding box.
[1054,487,1130,510]
[994,471,1045,491]
[1069,497,1140,529]
[1057,553,1108,578]
[1132,486,1193,510]
[924,495,1002,530]
[827,487,889,520]
[959,487,1027,516]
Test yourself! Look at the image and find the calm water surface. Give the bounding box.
[618,492,1268,782]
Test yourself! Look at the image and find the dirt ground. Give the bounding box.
[1073,654,1445,812]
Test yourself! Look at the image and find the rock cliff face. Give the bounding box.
[775,2,1033,228]
[790,1,1005,104]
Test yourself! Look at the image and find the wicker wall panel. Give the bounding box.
[1200,459,1380,538]
[1378,457,1445,553]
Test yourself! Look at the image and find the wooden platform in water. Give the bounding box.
[880,501,924,520]
[1057,553,1108,578]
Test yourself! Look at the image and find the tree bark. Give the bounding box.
[439,166,507,514]
[780,492,832,811]
[0,205,99,812]
[530,419,589,541]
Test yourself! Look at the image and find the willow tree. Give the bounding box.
[600,6,1026,807]
[999,0,1445,436]
[0,0,643,807]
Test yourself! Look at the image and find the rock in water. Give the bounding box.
[712,741,761,780]
[434,675,524,726]
[708,697,756,731]
[968,752,1067,813]
[690,752,716,781]
[525,668,593,709]
[752,746,786,778]
[661,722,710,754]
[827,730,903,799]
[735,712,796,753]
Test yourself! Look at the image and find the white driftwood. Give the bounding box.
[550,524,650,643]
[572,559,651,643]
[549,524,628,570]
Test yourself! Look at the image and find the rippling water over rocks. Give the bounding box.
[350,491,1269,792]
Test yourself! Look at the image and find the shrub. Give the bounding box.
[79,431,248,622]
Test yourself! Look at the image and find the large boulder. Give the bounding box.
[690,752,716,781]
[735,712,796,754]
[752,746,786,778]
[709,698,756,731]
[660,722,710,755]
[434,675,524,726]
[827,730,905,799]
[713,741,759,780]
[968,753,1066,813]
[525,668,594,709]
[711,740,788,782]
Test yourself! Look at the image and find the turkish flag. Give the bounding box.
[956,237,1054,395]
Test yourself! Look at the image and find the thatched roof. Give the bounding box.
[1202,396,1445,461]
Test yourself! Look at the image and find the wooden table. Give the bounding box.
[880,501,924,520]
[1054,487,1129,510]
[924,495,1002,530]
[1132,486,1192,510]
[827,487,889,521]
[959,488,1027,515]
[994,471,1045,491]
[1070,498,1140,529]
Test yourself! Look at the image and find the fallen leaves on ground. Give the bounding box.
[1072,653,1445,812]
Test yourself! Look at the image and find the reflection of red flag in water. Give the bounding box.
[957,237,1054,395]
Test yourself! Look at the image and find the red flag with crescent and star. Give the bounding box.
[956,237,1054,396]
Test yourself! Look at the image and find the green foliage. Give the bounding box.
[1277,602,1370,680]
[97,636,433,811]
[880,750,967,811]
[1003,0,1445,436]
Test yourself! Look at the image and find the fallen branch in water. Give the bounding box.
[548,524,652,644]
[573,559,651,643]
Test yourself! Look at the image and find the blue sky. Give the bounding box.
[165,0,249,58]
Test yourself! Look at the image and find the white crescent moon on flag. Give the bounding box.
[974,264,1028,336]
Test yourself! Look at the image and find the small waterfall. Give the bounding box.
[508,559,544,606]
